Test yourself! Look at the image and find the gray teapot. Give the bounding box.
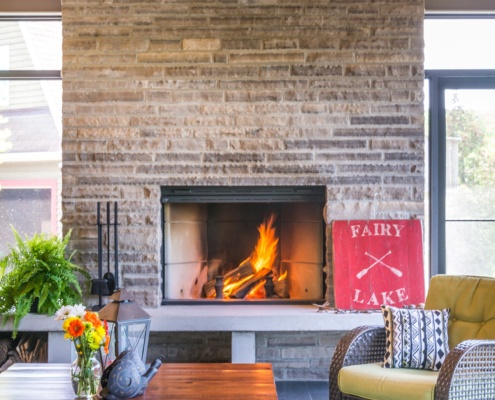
[100,350,162,400]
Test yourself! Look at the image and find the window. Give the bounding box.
[0,180,58,256]
[0,15,61,256]
[425,17,495,277]
[424,18,495,70]
[0,45,8,106]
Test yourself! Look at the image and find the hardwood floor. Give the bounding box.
[276,381,329,400]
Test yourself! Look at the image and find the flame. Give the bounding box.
[221,214,279,299]
[250,214,279,273]
[246,280,267,299]
[223,274,252,297]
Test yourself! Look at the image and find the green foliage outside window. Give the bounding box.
[446,94,495,188]
[445,94,495,278]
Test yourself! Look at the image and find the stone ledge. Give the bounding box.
[146,305,383,332]
[0,313,62,332]
[1,306,383,333]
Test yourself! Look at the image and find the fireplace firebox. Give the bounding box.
[161,186,326,304]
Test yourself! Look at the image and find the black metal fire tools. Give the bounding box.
[91,201,120,311]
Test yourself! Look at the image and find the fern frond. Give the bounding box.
[0,227,89,338]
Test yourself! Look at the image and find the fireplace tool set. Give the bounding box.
[91,201,119,311]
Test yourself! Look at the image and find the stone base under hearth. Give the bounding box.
[145,305,382,380]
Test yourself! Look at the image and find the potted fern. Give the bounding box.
[0,227,91,338]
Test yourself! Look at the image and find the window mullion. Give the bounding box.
[0,71,61,80]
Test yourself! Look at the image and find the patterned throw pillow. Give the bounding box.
[381,305,450,371]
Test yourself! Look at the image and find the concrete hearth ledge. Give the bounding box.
[0,305,383,333]
[145,305,383,332]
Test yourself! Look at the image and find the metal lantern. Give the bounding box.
[98,288,151,365]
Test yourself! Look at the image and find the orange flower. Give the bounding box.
[67,318,85,338]
[104,334,110,354]
[84,311,102,329]
[102,320,110,354]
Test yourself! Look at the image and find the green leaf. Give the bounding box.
[0,227,90,338]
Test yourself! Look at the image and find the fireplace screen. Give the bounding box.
[161,186,325,303]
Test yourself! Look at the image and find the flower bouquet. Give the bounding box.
[55,304,109,399]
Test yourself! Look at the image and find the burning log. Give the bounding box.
[203,214,279,300]
[203,280,216,298]
[274,276,288,298]
[245,279,268,299]
[223,260,256,283]
[203,260,255,298]
[230,268,272,299]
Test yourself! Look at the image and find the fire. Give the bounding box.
[223,274,253,298]
[249,214,279,273]
[221,214,279,299]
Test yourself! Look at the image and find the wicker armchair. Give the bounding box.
[329,275,495,400]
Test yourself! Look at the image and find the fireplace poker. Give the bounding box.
[91,202,110,310]
[103,201,116,294]
[114,201,119,289]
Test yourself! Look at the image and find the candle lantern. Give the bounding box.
[98,288,151,366]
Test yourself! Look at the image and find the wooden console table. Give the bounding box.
[0,362,278,399]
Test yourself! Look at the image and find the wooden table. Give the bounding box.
[0,362,278,399]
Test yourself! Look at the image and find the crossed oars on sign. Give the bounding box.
[356,250,403,279]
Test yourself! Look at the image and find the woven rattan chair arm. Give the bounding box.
[435,339,495,400]
[329,325,385,400]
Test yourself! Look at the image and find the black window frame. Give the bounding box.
[0,13,61,81]
[425,13,495,276]
[426,69,495,275]
[0,13,62,243]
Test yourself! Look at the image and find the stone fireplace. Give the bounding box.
[56,0,425,379]
[61,0,425,308]
[161,186,325,303]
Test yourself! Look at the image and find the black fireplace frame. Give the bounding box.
[160,186,326,305]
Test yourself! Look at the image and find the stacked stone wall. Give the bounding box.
[62,0,425,307]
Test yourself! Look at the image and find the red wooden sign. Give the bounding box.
[332,220,425,310]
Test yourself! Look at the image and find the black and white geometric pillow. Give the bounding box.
[381,305,450,371]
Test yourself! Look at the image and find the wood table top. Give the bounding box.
[0,362,278,400]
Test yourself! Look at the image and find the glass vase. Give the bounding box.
[71,354,102,399]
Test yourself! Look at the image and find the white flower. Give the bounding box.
[54,305,74,320]
[71,304,86,318]
[54,304,86,320]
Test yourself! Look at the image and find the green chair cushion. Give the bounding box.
[338,363,438,400]
[425,275,495,348]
